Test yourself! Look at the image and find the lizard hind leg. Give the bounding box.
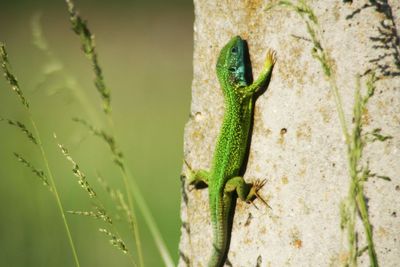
[225,177,270,207]
[184,159,210,189]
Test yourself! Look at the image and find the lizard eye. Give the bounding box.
[228,67,236,72]
[231,47,237,54]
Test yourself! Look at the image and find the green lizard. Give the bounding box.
[185,35,276,267]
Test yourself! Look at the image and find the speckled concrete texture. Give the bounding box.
[179,1,400,266]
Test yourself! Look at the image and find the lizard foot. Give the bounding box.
[264,49,277,69]
[183,159,196,191]
[248,179,271,209]
[183,159,209,190]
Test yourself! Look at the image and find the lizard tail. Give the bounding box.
[208,239,229,267]
[208,247,228,267]
[208,196,236,267]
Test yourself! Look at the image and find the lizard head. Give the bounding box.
[216,36,249,90]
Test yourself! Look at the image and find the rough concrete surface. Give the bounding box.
[179,1,400,266]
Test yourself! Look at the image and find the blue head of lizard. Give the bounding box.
[216,36,250,91]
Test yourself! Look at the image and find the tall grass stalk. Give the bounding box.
[64,0,174,265]
[55,135,137,266]
[30,119,81,267]
[64,0,144,264]
[0,43,81,267]
[265,1,386,266]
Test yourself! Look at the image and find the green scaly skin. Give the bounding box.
[186,36,275,267]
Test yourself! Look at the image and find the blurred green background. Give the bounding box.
[0,0,193,266]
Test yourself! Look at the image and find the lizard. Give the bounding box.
[185,35,276,267]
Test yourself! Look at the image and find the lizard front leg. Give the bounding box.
[184,160,210,187]
[240,49,276,98]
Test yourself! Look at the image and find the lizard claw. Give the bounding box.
[183,159,193,170]
[264,49,277,68]
[251,201,259,210]
[251,179,271,209]
[183,159,195,191]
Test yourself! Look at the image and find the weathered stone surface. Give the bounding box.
[179,1,400,266]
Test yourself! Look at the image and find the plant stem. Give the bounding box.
[347,180,357,266]
[107,112,173,266]
[63,0,173,263]
[356,184,378,267]
[29,116,81,267]
[329,79,350,146]
[125,167,175,267]
[92,186,138,267]
[105,114,145,267]
[119,167,145,267]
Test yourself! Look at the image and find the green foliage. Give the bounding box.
[73,117,124,168]
[0,118,38,145]
[0,43,29,108]
[67,208,113,224]
[97,173,135,230]
[366,128,393,142]
[55,133,136,263]
[99,228,129,254]
[64,1,174,265]
[56,135,97,198]
[65,0,111,114]
[14,152,51,189]
[1,1,187,266]
[265,0,318,24]
[0,39,81,267]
